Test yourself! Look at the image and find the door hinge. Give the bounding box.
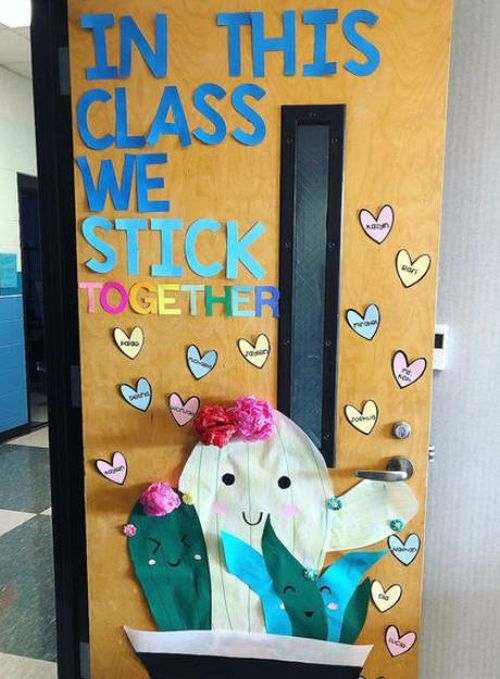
[80,641,90,679]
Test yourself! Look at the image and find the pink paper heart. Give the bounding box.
[169,393,200,427]
[359,205,394,244]
[95,452,127,485]
[392,351,427,388]
[385,625,417,656]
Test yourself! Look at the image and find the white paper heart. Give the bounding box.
[113,326,144,360]
[95,452,127,485]
[396,249,431,288]
[371,580,402,612]
[344,400,378,435]
[237,334,271,369]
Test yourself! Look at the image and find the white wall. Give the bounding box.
[0,65,37,263]
[421,1,500,677]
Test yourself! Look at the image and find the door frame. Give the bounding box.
[31,1,89,677]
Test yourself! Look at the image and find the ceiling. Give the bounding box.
[0,22,31,79]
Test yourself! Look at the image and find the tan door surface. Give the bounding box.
[67,2,453,678]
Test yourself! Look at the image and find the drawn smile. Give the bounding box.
[167,559,181,567]
[242,511,264,526]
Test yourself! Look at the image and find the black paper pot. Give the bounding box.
[125,628,372,679]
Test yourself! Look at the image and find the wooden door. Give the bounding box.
[66,2,453,678]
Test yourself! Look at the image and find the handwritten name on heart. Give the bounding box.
[113,326,144,360]
[359,205,394,244]
[119,377,152,411]
[238,334,271,369]
[371,580,402,613]
[346,304,380,340]
[385,625,417,657]
[392,351,427,388]
[396,249,431,288]
[344,400,378,435]
[95,452,127,485]
[187,345,218,380]
[169,393,200,427]
[388,534,421,566]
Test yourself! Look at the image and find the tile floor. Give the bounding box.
[0,426,57,677]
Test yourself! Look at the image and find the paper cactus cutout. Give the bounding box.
[339,578,371,644]
[318,550,387,641]
[261,516,328,640]
[179,411,418,632]
[127,496,211,631]
[221,531,292,636]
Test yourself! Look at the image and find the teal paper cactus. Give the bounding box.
[127,489,211,631]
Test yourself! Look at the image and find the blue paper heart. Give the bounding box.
[346,304,380,340]
[119,377,152,412]
[388,533,421,566]
[187,345,218,380]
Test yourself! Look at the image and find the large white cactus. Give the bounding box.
[179,412,418,633]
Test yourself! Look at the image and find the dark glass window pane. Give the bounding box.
[289,125,330,448]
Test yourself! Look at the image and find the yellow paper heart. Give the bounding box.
[371,580,402,613]
[396,249,431,288]
[237,334,271,369]
[113,326,144,360]
[344,400,378,435]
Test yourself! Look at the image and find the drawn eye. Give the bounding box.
[320,585,332,595]
[147,538,161,554]
[283,585,296,595]
[278,476,291,489]
[222,473,235,486]
[181,534,191,549]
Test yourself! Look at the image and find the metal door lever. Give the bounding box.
[355,456,414,482]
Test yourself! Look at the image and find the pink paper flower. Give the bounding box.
[140,482,181,517]
[193,404,238,448]
[123,523,137,537]
[230,396,276,442]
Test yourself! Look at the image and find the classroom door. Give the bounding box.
[66,2,453,678]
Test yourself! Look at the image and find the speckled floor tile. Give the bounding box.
[0,515,56,661]
[0,445,50,513]
[9,426,49,448]
[0,509,35,537]
[0,652,57,678]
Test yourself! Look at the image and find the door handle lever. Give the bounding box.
[355,456,414,482]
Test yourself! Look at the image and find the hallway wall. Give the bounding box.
[0,66,37,433]
[422,1,500,677]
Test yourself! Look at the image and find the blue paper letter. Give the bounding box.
[77,89,114,150]
[76,155,135,211]
[216,12,252,77]
[151,220,183,277]
[343,10,380,77]
[226,221,266,279]
[251,11,296,77]
[303,9,338,76]
[185,219,223,277]
[116,219,147,275]
[135,153,170,213]
[81,14,118,80]
[82,217,116,273]
[232,84,267,146]
[116,88,146,148]
[147,86,191,148]
[192,83,227,145]
[119,14,168,78]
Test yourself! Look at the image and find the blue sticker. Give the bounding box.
[186,345,218,380]
[80,14,119,80]
[251,11,296,77]
[226,221,266,279]
[119,14,168,78]
[76,154,135,212]
[221,531,292,636]
[192,83,227,145]
[0,254,18,288]
[216,13,252,77]
[319,550,387,641]
[303,9,338,77]
[185,219,223,278]
[231,84,267,146]
[346,304,380,340]
[342,9,380,77]
[119,377,152,412]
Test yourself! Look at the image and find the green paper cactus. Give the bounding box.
[127,488,211,631]
[339,578,372,645]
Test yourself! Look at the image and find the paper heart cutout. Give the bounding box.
[346,304,380,340]
[113,326,144,360]
[344,400,378,435]
[388,533,421,566]
[237,334,271,369]
[95,452,127,485]
[385,625,417,657]
[371,580,402,612]
[359,205,394,244]
[396,249,431,288]
[392,351,427,388]
[169,393,200,427]
[187,345,218,380]
[119,377,152,411]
